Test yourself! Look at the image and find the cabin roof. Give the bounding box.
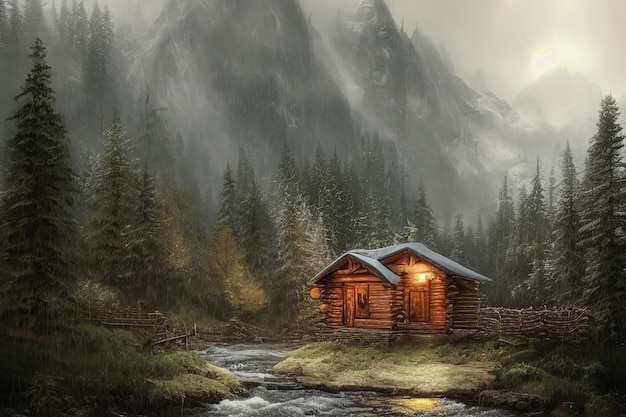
[309,242,491,285]
[309,252,402,286]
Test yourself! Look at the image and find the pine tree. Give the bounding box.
[579,95,626,342]
[450,213,466,264]
[217,163,236,228]
[57,0,68,45]
[126,166,164,301]
[235,149,277,289]
[323,150,351,254]
[0,39,77,320]
[6,0,21,59]
[22,0,47,45]
[135,93,175,174]
[84,122,138,290]
[486,175,515,306]
[84,2,116,130]
[0,0,7,54]
[273,191,316,322]
[551,142,585,304]
[524,160,550,306]
[68,0,88,59]
[408,182,437,248]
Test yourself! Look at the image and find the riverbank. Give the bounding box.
[0,324,245,416]
[272,340,497,398]
[272,338,624,416]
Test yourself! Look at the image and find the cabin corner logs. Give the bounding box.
[309,243,589,343]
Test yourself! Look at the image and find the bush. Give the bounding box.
[500,363,545,387]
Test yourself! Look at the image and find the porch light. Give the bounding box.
[417,272,429,282]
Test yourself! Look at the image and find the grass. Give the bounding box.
[493,342,625,416]
[273,341,498,395]
[273,339,626,416]
[0,324,244,416]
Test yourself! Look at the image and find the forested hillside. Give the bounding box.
[1,0,626,414]
[1,0,625,334]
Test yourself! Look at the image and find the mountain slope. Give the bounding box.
[310,0,523,218]
[134,0,531,220]
[132,0,356,186]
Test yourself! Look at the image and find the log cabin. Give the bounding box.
[309,243,491,337]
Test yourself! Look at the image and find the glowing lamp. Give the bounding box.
[319,303,330,314]
[417,272,429,283]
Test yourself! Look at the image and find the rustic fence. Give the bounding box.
[84,307,169,343]
[476,307,590,343]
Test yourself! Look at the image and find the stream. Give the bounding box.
[194,343,519,416]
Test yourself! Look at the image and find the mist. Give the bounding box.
[302,0,626,102]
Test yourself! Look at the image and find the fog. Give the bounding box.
[90,0,626,102]
[301,0,626,102]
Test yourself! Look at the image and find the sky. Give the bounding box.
[97,0,625,103]
[384,0,626,101]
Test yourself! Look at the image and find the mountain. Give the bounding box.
[513,66,601,132]
[306,0,523,218]
[511,66,602,175]
[131,0,356,188]
[131,0,529,220]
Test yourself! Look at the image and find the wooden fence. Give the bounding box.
[476,307,590,343]
[84,307,169,343]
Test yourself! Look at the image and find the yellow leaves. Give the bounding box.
[210,226,267,315]
[168,230,191,270]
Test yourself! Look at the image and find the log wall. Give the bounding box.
[318,275,395,330]
[449,278,482,330]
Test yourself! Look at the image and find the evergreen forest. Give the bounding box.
[1,1,626,415]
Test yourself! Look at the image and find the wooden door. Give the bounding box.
[409,289,429,322]
[343,285,355,327]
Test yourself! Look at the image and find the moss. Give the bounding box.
[147,373,235,405]
[273,341,497,395]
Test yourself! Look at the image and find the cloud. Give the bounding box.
[383,0,626,101]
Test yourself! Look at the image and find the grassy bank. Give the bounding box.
[273,338,625,416]
[273,340,497,396]
[0,324,244,417]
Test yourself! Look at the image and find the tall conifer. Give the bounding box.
[0,39,76,319]
[579,95,626,341]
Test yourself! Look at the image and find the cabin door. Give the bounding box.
[408,288,430,322]
[343,285,355,327]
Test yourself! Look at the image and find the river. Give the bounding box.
[194,343,519,416]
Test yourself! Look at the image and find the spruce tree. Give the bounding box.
[235,149,277,289]
[411,182,437,248]
[0,39,76,320]
[0,0,7,54]
[450,213,466,264]
[22,0,47,45]
[524,161,550,306]
[486,175,515,306]
[551,142,585,304]
[126,166,164,300]
[6,0,21,59]
[579,95,626,342]
[217,162,236,228]
[84,122,137,289]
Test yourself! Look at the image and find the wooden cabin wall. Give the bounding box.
[317,275,395,331]
[388,254,447,333]
[449,277,481,330]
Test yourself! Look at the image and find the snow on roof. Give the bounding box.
[309,252,401,286]
[309,242,491,286]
